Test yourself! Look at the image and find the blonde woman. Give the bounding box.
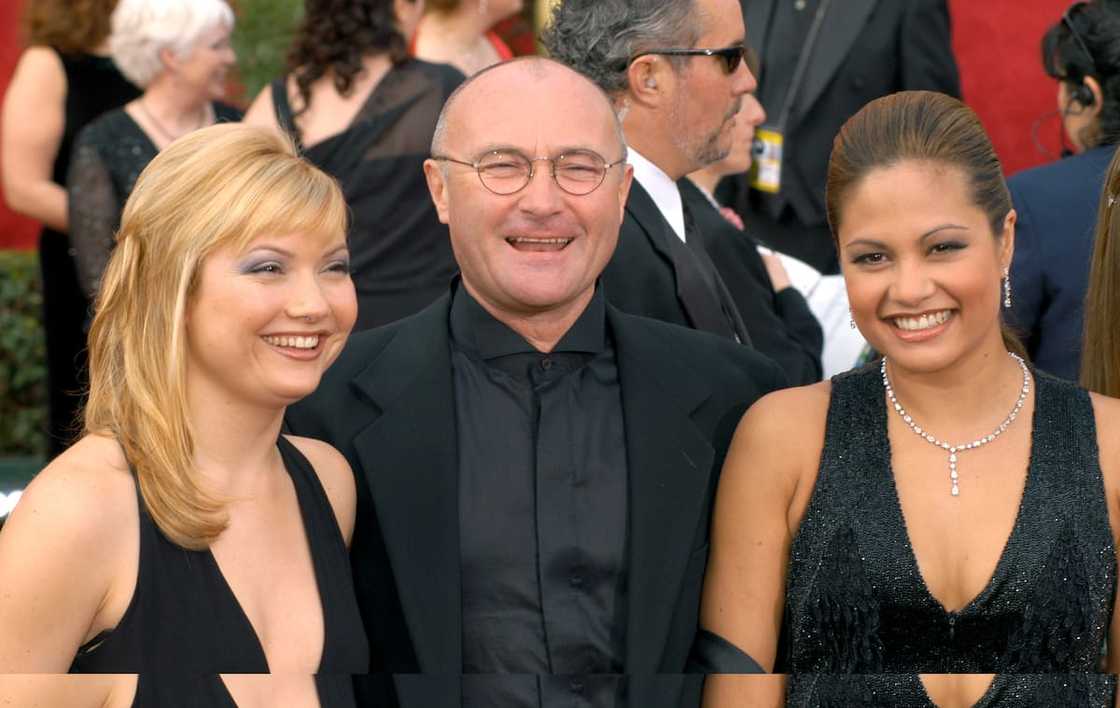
[1083,147,1120,398]
[0,124,367,707]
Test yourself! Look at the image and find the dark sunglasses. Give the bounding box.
[629,44,751,74]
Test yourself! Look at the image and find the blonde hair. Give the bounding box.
[1083,149,1120,397]
[84,124,347,549]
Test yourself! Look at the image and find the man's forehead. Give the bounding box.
[446,68,619,153]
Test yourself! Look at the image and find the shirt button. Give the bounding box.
[541,357,553,370]
[569,575,583,588]
[569,679,584,692]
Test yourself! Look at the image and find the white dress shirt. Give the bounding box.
[627,148,687,243]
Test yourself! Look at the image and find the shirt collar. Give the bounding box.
[449,279,607,360]
[628,148,687,243]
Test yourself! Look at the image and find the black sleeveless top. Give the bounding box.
[780,364,1116,701]
[268,59,463,330]
[70,437,369,707]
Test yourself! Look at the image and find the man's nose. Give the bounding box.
[517,161,565,213]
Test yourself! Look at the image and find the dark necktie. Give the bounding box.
[680,201,753,346]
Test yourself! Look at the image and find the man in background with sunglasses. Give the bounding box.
[544,0,762,348]
[725,0,959,274]
[287,56,785,708]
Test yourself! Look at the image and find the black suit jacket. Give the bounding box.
[602,180,751,343]
[679,178,823,385]
[286,294,785,707]
[738,0,960,227]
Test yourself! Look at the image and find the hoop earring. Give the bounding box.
[1003,267,1012,309]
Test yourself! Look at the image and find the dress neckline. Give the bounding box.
[880,369,1041,618]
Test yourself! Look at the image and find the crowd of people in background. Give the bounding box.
[2,0,1120,706]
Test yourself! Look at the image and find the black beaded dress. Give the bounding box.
[779,363,1117,706]
[67,102,242,300]
[69,437,369,707]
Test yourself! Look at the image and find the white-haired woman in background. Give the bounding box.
[68,0,240,301]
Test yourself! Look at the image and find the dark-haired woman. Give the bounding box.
[244,0,463,330]
[1,0,139,458]
[697,91,1120,707]
[1007,0,1120,381]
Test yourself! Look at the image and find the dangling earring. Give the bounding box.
[849,309,857,329]
[1003,267,1012,308]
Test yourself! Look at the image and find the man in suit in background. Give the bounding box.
[543,0,759,344]
[286,57,785,708]
[727,0,960,273]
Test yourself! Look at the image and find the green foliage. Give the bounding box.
[0,250,47,457]
[231,0,305,101]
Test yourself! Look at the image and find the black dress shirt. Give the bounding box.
[450,284,628,708]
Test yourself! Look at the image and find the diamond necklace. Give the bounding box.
[881,352,1031,497]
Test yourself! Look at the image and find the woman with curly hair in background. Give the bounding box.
[245,0,464,330]
[1,0,139,458]
[412,0,523,77]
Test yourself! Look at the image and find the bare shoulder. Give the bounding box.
[7,434,135,543]
[13,46,65,84]
[736,380,832,449]
[283,435,356,543]
[1090,392,1120,477]
[242,82,280,131]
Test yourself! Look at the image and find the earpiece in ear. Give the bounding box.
[1074,82,1095,106]
[645,78,657,89]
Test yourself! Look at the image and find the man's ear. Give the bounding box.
[617,163,634,222]
[627,56,667,108]
[423,159,451,225]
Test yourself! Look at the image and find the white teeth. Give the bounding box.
[263,335,319,349]
[893,310,952,331]
[508,237,572,245]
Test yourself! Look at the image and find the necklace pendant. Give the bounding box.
[949,453,959,496]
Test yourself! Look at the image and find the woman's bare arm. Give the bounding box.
[1,47,68,231]
[700,384,829,707]
[0,438,136,671]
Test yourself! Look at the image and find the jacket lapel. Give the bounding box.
[793,0,878,124]
[743,0,776,57]
[349,298,463,675]
[610,309,716,671]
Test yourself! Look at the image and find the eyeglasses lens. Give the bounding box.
[476,151,607,195]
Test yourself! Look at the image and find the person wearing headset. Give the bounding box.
[1007,0,1120,381]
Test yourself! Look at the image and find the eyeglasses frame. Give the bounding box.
[430,150,628,196]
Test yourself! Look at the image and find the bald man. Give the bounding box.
[287,58,784,708]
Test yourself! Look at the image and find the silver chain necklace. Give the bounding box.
[881,352,1031,497]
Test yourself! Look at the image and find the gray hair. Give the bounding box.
[540,0,701,96]
[110,0,234,88]
[430,57,628,162]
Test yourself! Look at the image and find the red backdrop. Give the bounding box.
[0,0,39,250]
[0,0,1081,249]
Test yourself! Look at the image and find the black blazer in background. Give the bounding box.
[285,294,786,707]
[679,178,823,385]
[738,0,960,227]
[602,180,751,343]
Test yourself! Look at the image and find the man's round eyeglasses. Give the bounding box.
[629,44,750,75]
[431,149,626,196]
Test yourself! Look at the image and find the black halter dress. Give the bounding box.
[780,363,1117,706]
[69,437,369,707]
